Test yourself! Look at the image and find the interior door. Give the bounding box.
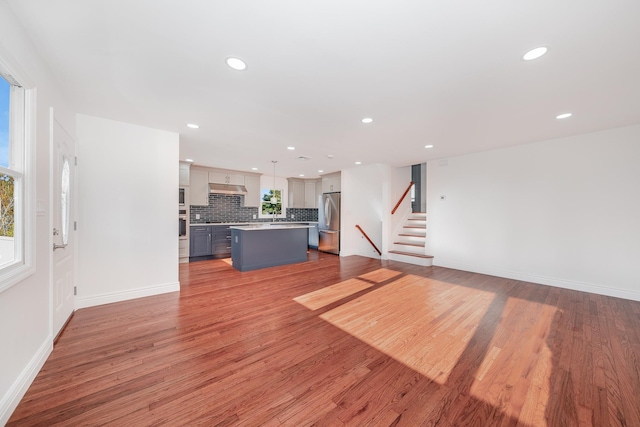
[51,111,76,339]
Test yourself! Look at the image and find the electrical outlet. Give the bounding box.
[196,213,200,219]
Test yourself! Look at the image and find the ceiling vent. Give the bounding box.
[296,156,312,161]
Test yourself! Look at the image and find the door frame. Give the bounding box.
[49,107,77,341]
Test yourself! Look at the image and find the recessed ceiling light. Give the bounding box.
[523,46,548,61]
[361,118,373,124]
[425,145,434,149]
[556,113,573,119]
[299,174,305,177]
[186,123,199,129]
[327,154,334,159]
[318,170,324,173]
[226,57,247,71]
[355,161,362,165]
[251,167,258,171]
[287,146,295,150]
[185,158,194,163]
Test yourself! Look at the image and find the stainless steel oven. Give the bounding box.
[179,216,187,237]
[179,208,187,238]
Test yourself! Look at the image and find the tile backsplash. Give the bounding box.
[190,194,318,223]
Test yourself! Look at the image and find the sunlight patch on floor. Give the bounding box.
[319,274,495,384]
[294,278,375,310]
[468,298,557,423]
[293,268,401,310]
[357,268,403,284]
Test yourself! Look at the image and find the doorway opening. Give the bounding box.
[411,163,426,213]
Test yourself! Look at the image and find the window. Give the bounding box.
[0,62,34,292]
[261,188,282,217]
[0,75,15,268]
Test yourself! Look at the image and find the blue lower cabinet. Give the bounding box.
[190,226,212,258]
[211,225,232,258]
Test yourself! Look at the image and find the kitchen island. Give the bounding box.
[230,224,313,272]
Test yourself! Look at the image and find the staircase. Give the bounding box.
[388,212,434,267]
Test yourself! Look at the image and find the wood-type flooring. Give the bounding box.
[8,252,640,426]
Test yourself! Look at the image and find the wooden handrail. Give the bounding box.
[355,224,382,256]
[391,181,414,215]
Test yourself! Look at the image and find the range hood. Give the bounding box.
[209,183,248,195]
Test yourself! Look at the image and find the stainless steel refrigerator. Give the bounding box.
[318,192,340,254]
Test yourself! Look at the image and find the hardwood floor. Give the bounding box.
[9,252,640,426]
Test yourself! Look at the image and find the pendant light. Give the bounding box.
[270,160,278,204]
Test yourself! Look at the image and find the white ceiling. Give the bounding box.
[8,0,640,178]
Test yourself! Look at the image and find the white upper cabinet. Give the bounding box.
[288,179,306,208]
[179,162,190,186]
[321,172,341,193]
[243,174,261,207]
[209,171,244,185]
[190,166,260,207]
[288,178,320,208]
[304,180,318,208]
[190,168,209,205]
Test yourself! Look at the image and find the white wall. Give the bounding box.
[387,165,413,253]
[427,124,640,301]
[0,3,76,423]
[341,164,390,259]
[76,115,179,307]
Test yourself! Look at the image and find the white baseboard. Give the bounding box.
[0,336,52,425]
[75,281,180,309]
[433,261,640,302]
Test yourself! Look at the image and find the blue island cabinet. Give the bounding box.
[230,225,311,272]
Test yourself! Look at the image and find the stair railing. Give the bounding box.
[355,224,382,256]
[391,181,414,215]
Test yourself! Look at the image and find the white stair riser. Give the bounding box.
[406,221,427,227]
[400,231,426,236]
[403,228,426,233]
[396,235,426,244]
[388,253,433,267]
[393,244,425,254]
[387,212,432,267]
[395,243,425,250]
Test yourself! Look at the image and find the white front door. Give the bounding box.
[51,110,75,338]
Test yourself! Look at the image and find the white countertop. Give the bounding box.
[230,224,314,231]
[190,222,249,227]
[191,222,317,227]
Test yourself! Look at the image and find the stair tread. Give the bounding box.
[389,250,434,259]
[398,233,426,237]
[403,225,426,229]
[394,241,425,247]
